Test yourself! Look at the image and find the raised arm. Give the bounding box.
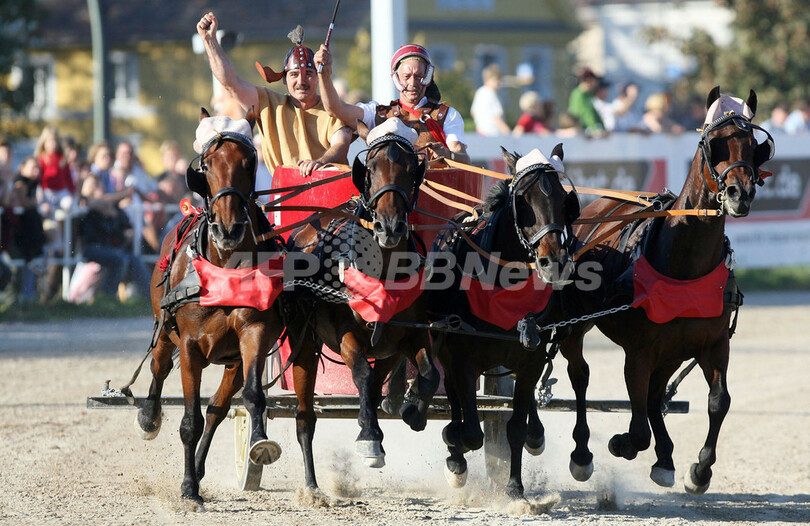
[314,44,364,129]
[197,12,258,111]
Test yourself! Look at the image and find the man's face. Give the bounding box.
[396,59,428,106]
[285,66,318,105]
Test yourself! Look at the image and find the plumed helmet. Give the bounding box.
[255,25,315,84]
[390,44,434,91]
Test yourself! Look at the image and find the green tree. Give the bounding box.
[671,0,810,113]
[0,1,43,116]
[345,27,372,97]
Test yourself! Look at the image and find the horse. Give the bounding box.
[558,87,774,494]
[134,108,286,506]
[283,119,439,492]
[427,145,579,498]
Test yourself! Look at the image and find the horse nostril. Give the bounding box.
[538,256,552,270]
[393,221,407,236]
[726,185,739,199]
[374,221,385,233]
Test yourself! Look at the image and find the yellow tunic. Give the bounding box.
[255,88,346,172]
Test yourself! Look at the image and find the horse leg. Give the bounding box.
[400,336,440,432]
[647,363,680,487]
[242,327,282,467]
[342,331,385,467]
[380,356,406,416]
[504,371,538,499]
[457,358,485,452]
[559,326,594,481]
[441,367,469,488]
[178,344,205,506]
[685,344,730,495]
[136,328,175,440]
[293,337,321,490]
[608,352,652,461]
[524,399,545,456]
[194,363,243,481]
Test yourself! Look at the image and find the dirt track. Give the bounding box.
[1,291,809,525]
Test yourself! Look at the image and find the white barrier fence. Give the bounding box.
[464,132,810,269]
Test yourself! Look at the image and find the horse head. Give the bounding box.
[353,119,425,249]
[698,86,774,217]
[188,107,258,253]
[501,144,577,285]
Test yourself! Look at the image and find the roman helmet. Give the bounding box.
[255,25,315,84]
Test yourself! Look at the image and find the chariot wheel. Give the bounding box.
[233,407,267,491]
[483,368,514,486]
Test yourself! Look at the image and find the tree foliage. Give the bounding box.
[674,0,810,112]
[0,1,43,116]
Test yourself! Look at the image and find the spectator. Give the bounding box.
[470,64,511,136]
[595,80,642,132]
[34,125,75,216]
[760,103,789,134]
[61,135,82,187]
[155,140,187,204]
[5,157,47,303]
[783,99,810,135]
[111,141,161,253]
[77,175,152,301]
[513,91,552,136]
[641,93,685,134]
[555,112,581,138]
[0,137,15,203]
[567,67,605,136]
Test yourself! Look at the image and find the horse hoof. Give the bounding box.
[356,440,385,468]
[524,435,545,456]
[444,463,468,488]
[650,466,675,487]
[249,439,282,466]
[569,458,594,482]
[380,397,401,416]
[181,494,205,512]
[684,463,710,495]
[400,402,426,431]
[135,411,162,441]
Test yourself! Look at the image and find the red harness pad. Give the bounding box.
[632,255,729,324]
[344,267,425,323]
[463,272,553,330]
[192,256,284,311]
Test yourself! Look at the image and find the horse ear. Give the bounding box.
[551,143,564,162]
[501,146,519,175]
[245,106,257,129]
[357,120,370,142]
[352,155,367,194]
[746,89,757,118]
[706,86,721,110]
[200,107,210,121]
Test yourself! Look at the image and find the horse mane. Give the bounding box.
[484,179,511,213]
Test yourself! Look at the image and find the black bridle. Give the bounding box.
[352,134,426,222]
[186,132,258,222]
[508,163,569,258]
[698,112,774,193]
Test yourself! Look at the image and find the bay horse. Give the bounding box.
[284,119,439,492]
[559,87,774,494]
[428,145,579,498]
[135,108,285,506]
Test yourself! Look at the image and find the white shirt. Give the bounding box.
[356,97,467,146]
[470,86,504,136]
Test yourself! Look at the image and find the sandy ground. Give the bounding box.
[1,291,809,525]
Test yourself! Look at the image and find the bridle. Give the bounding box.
[508,163,577,261]
[352,134,426,224]
[698,112,774,195]
[186,132,258,225]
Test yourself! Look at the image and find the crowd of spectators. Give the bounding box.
[0,127,233,307]
[469,64,810,138]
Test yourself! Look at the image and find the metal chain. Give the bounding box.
[535,303,633,332]
[283,279,351,303]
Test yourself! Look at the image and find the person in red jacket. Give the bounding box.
[34,125,75,217]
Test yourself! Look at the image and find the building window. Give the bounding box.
[110,51,139,104]
[520,46,554,100]
[9,54,56,120]
[472,45,505,87]
[436,0,494,10]
[428,44,455,72]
